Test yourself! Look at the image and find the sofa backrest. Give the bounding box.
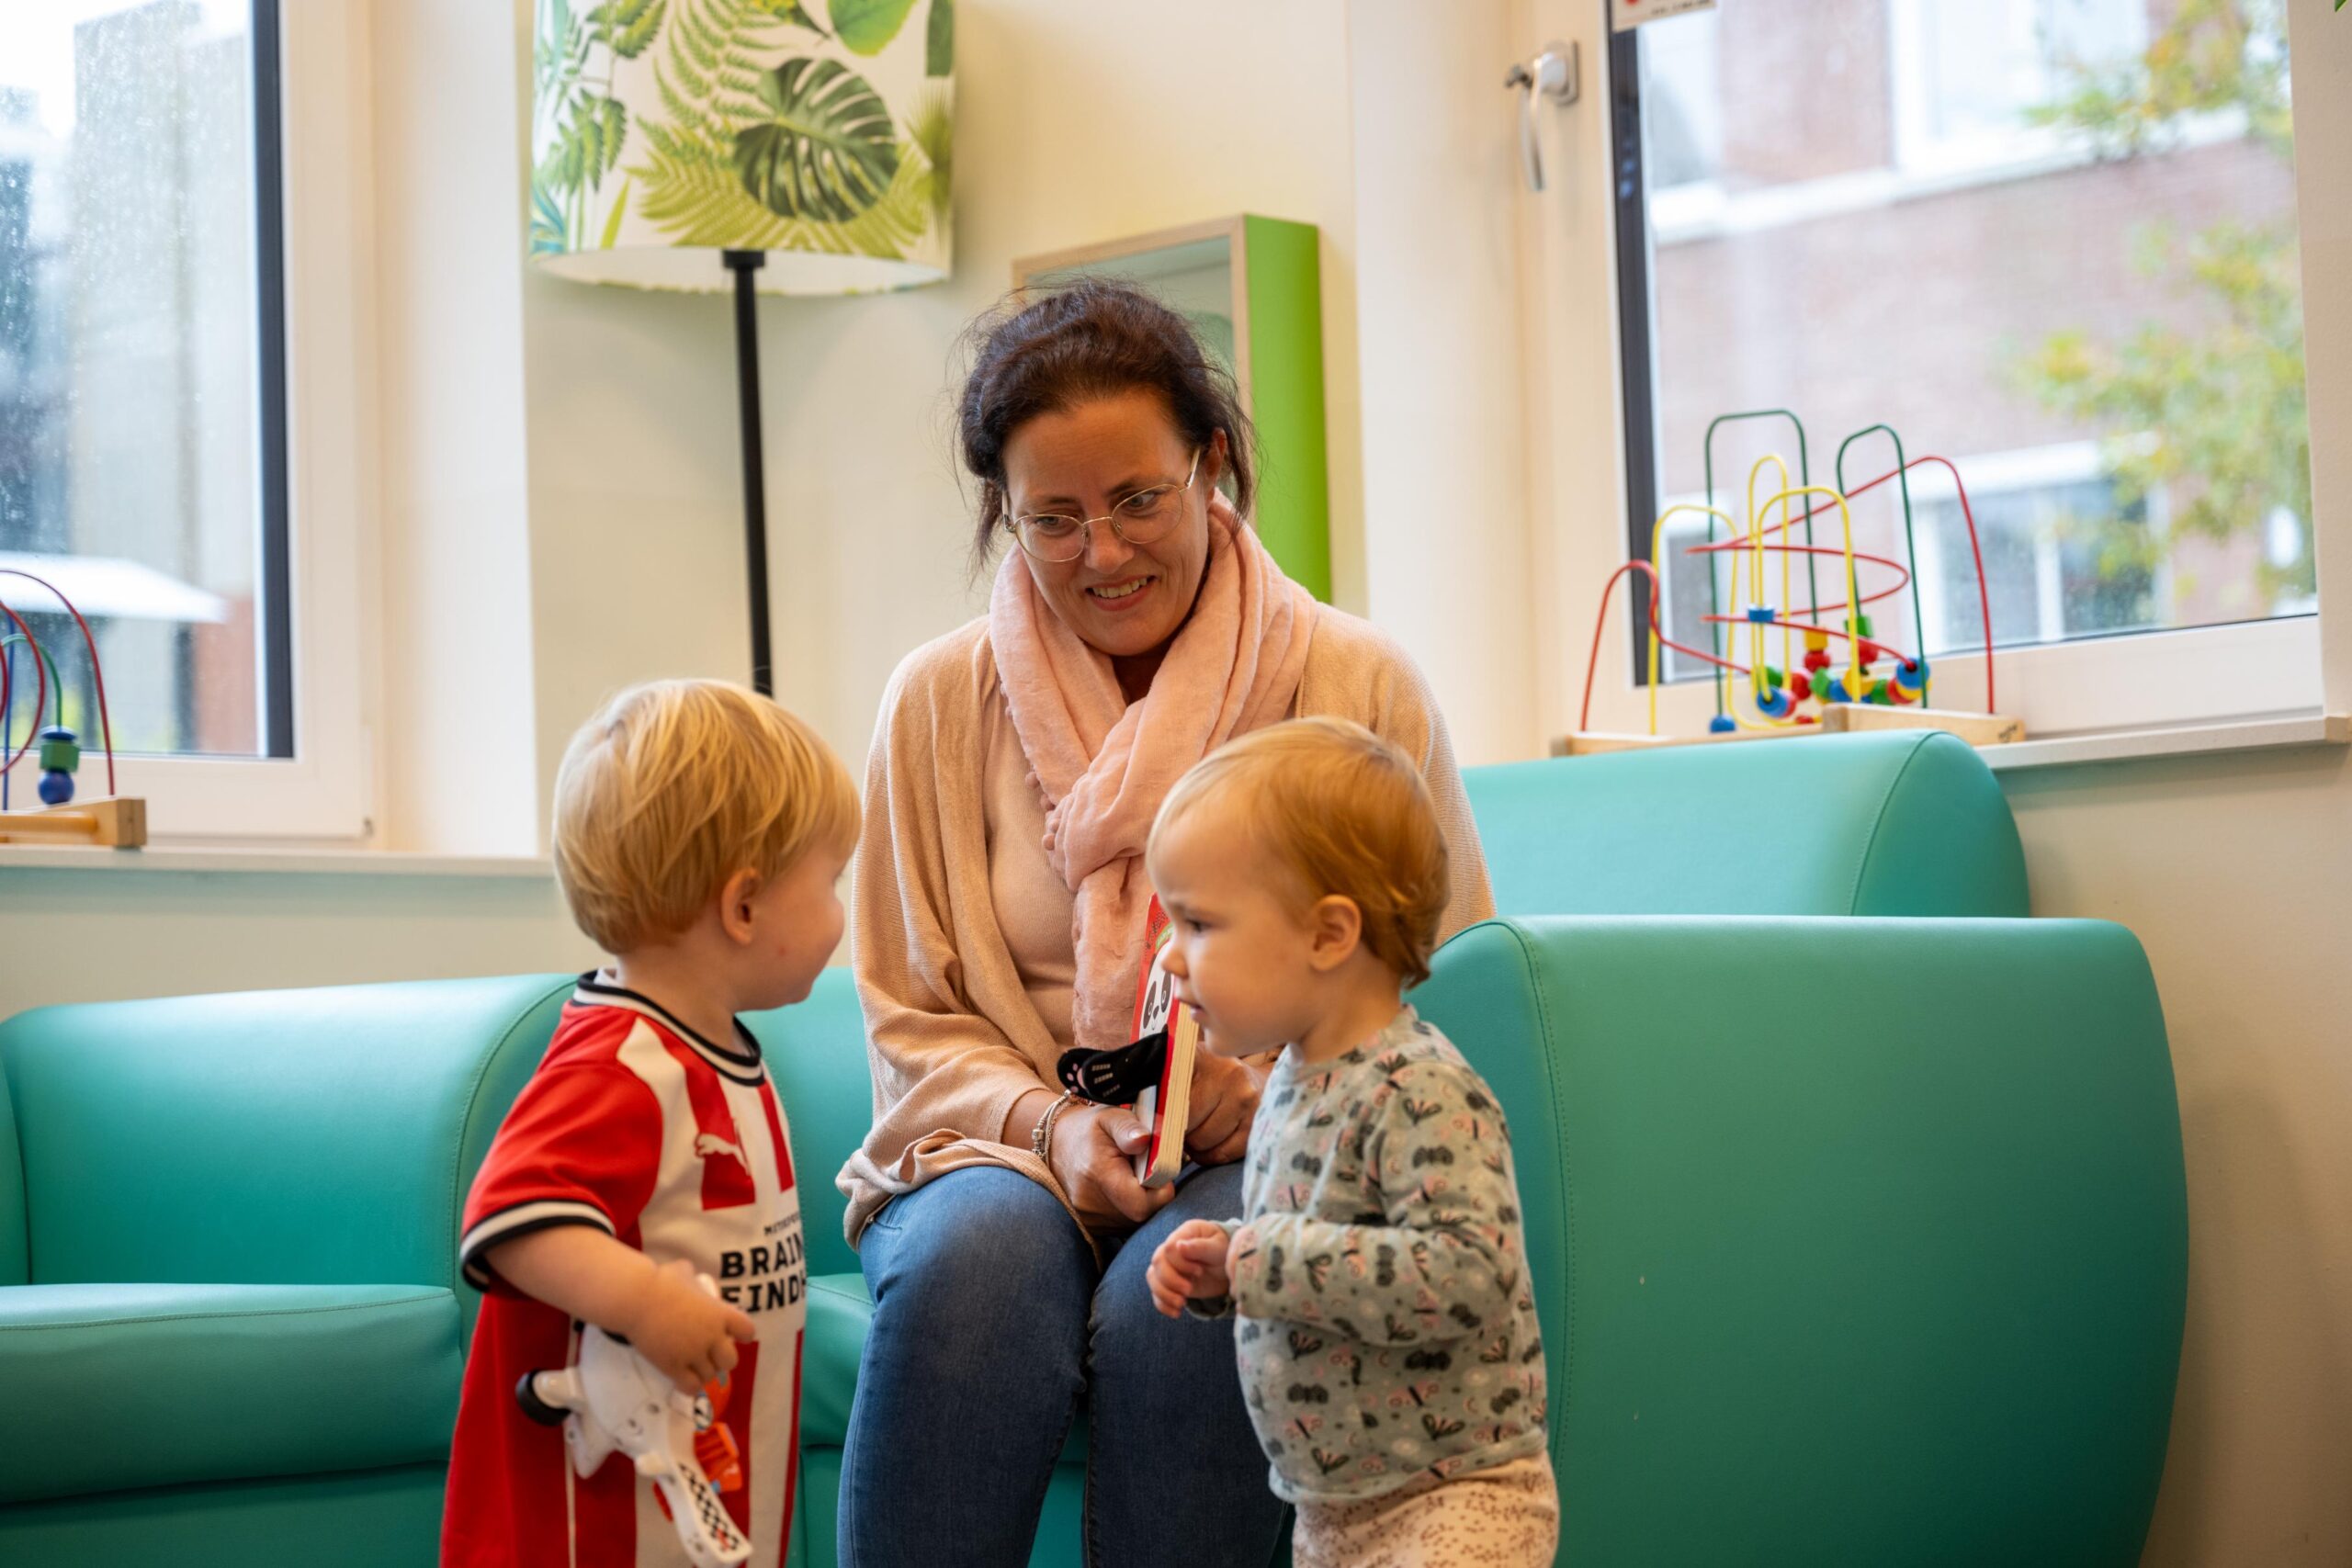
[0,976,568,1292]
[1410,915,2184,1562]
[744,968,870,1280]
[1461,731,2029,919]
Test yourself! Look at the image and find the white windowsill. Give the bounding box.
[0,844,555,878]
[1982,711,2352,772]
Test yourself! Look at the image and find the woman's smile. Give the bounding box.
[1085,574,1158,612]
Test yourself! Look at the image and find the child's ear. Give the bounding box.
[718,869,763,946]
[1306,895,1363,973]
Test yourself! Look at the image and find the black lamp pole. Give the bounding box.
[723,249,774,696]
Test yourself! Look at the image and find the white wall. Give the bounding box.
[0,0,1379,1022]
[373,0,542,856]
[0,863,592,1014]
[1350,1,1542,764]
[4,6,2350,1563]
[2003,747,2352,1566]
[514,0,1370,807]
[1,0,1377,999]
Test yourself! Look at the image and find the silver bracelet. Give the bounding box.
[1031,1088,1080,1162]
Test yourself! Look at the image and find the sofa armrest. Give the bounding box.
[0,976,571,1293]
[1412,916,2185,1565]
[0,1054,24,1286]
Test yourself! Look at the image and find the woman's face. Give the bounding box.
[1001,389,1224,661]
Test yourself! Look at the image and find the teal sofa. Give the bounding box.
[0,733,2186,1565]
[0,976,570,1565]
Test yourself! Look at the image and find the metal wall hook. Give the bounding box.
[1504,40,1579,193]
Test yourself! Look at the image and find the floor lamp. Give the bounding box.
[528,0,955,694]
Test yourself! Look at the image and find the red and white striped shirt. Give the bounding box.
[442,977,806,1568]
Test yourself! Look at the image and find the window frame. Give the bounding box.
[1602,0,2328,740]
[72,0,375,840]
[1885,0,2151,180]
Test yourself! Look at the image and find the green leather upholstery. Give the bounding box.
[800,1274,871,1450]
[2,976,568,1294]
[1412,918,2185,1564]
[0,975,571,1565]
[0,1050,26,1287]
[0,1465,447,1568]
[1463,732,2030,919]
[0,733,2186,1566]
[0,1282,459,1504]
[746,977,876,1284]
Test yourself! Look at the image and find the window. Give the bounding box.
[0,0,289,775]
[1612,0,2316,726]
[1891,0,2149,175]
[0,0,372,840]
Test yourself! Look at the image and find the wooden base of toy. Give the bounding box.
[1823,705,2026,745]
[0,796,148,847]
[1555,705,2026,758]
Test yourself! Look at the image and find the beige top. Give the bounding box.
[838,605,1497,1247]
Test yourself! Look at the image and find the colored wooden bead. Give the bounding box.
[1708,715,1737,734]
[36,726,76,807]
[1802,648,1831,673]
[1790,671,1812,701]
[36,725,78,774]
[1804,629,1829,653]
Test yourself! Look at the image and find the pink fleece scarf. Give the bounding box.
[990,493,1317,1052]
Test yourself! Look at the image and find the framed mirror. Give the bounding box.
[1013,216,1331,602]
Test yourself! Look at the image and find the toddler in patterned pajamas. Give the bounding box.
[1144,717,1557,1568]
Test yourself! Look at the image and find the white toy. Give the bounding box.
[515,1274,751,1567]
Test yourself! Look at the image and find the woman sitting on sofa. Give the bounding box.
[835,279,1495,1567]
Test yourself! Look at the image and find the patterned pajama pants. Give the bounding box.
[1291,1455,1560,1568]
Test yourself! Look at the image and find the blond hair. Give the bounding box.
[1150,717,1450,987]
[551,680,860,953]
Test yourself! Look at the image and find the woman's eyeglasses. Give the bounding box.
[1008,449,1204,563]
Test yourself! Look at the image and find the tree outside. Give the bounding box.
[2018,0,2312,612]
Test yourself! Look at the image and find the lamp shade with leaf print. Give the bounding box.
[528,0,955,695]
[531,0,954,293]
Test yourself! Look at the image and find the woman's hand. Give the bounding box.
[1147,1219,1235,1317]
[1183,1052,1270,1167]
[1048,1101,1173,1230]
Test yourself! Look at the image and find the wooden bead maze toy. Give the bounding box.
[1566,412,2022,756]
[0,568,147,847]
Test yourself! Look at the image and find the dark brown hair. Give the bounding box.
[955,277,1257,573]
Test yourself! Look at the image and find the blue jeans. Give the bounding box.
[839,1162,1289,1568]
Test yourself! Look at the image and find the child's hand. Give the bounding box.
[1147,1219,1235,1317]
[617,1258,759,1393]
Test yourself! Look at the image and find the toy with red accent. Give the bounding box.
[0,569,146,846]
[1566,412,2024,755]
[515,1271,753,1568]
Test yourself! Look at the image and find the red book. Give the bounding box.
[1128,897,1201,1188]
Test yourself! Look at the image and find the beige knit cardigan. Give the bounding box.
[836,605,1496,1248]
